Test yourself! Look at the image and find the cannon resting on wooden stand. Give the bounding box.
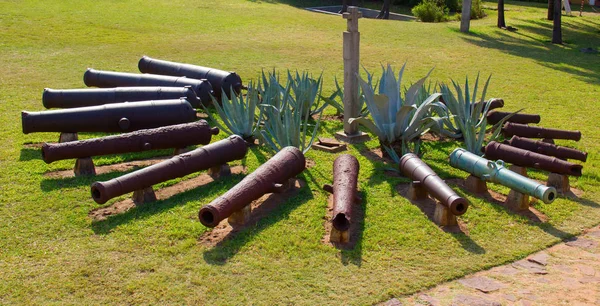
[486,111,541,125]
[505,136,587,162]
[502,122,581,141]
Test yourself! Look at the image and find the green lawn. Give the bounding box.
[1,0,599,304]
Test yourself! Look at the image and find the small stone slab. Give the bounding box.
[527,251,550,266]
[458,276,506,293]
[512,260,548,274]
[586,230,600,238]
[378,298,402,306]
[578,277,600,284]
[417,294,440,306]
[576,264,595,276]
[452,294,501,306]
[312,137,347,153]
[566,237,597,249]
[334,130,370,144]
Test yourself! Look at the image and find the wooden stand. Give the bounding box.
[228,204,251,226]
[408,181,428,200]
[73,157,96,176]
[465,175,488,194]
[59,132,78,143]
[330,226,350,243]
[208,164,231,179]
[132,187,157,205]
[548,172,569,194]
[509,165,527,176]
[505,189,530,211]
[541,138,555,144]
[433,202,458,226]
[173,147,191,156]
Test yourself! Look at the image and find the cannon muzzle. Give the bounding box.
[449,148,556,204]
[487,111,540,125]
[22,99,196,134]
[83,68,213,106]
[502,122,581,141]
[198,147,305,227]
[484,141,582,177]
[506,136,587,162]
[138,56,242,100]
[42,86,201,109]
[41,120,219,163]
[324,154,360,231]
[90,135,248,204]
[400,153,468,215]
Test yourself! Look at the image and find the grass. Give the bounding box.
[1,0,599,304]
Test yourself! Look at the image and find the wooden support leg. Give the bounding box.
[330,227,350,244]
[433,201,458,226]
[73,157,96,176]
[173,147,191,155]
[505,189,530,211]
[132,187,157,205]
[408,181,428,200]
[208,164,231,179]
[509,165,528,176]
[465,175,488,194]
[228,204,251,226]
[548,172,569,194]
[59,132,78,143]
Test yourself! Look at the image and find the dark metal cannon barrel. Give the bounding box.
[90,135,248,204]
[484,141,582,177]
[506,136,587,162]
[138,56,242,100]
[487,111,540,125]
[22,99,196,134]
[329,154,360,231]
[502,122,581,141]
[399,153,468,216]
[42,86,201,109]
[41,120,219,164]
[473,98,504,112]
[83,68,213,106]
[198,146,305,227]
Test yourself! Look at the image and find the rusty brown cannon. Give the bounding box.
[83,68,214,105]
[41,120,219,164]
[487,111,540,125]
[400,153,469,218]
[475,98,504,112]
[484,141,583,177]
[138,56,243,100]
[42,86,201,109]
[322,154,360,233]
[506,136,587,162]
[22,99,196,134]
[198,146,305,227]
[502,122,581,141]
[90,135,248,204]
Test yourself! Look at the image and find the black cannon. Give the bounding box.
[138,56,242,100]
[484,141,583,177]
[198,147,305,227]
[22,99,196,134]
[506,136,587,162]
[502,122,581,141]
[42,86,201,109]
[41,120,219,163]
[83,68,213,106]
[91,135,248,204]
[487,111,541,125]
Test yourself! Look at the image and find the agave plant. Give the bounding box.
[321,76,369,117]
[348,63,445,156]
[436,74,519,155]
[258,70,322,154]
[202,82,261,141]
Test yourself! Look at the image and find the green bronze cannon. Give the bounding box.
[449,148,556,204]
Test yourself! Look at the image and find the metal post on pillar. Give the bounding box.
[335,6,370,144]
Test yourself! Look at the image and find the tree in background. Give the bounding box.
[460,0,472,32]
[340,0,359,13]
[377,0,391,19]
[552,0,562,43]
[548,0,554,20]
[498,0,506,28]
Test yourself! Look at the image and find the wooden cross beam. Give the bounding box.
[343,6,362,32]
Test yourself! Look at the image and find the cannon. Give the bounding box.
[22,99,196,134]
[484,141,582,177]
[138,56,242,100]
[199,146,305,227]
[487,111,540,125]
[449,148,556,204]
[83,68,213,106]
[502,122,581,141]
[42,86,201,109]
[90,135,248,204]
[475,98,504,112]
[41,120,219,163]
[506,136,587,162]
[399,153,468,216]
[322,154,360,232]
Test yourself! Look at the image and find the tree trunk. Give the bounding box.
[552,0,562,43]
[460,0,472,32]
[548,0,554,20]
[377,0,391,19]
[498,0,506,28]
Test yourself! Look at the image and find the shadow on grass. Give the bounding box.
[39,164,151,191]
[20,147,42,161]
[202,174,313,265]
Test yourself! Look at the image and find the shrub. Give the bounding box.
[411,0,449,23]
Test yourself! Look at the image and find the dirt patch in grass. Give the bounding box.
[321,193,365,249]
[305,158,316,169]
[89,165,246,221]
[23,142,44,149]
[45,157,170,179]
[199,178,305,247]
